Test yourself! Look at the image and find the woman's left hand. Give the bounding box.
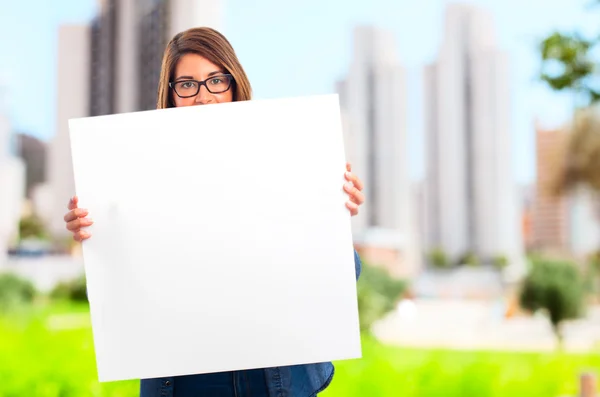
[343,163,365,216]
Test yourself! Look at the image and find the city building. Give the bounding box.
[0,100,25,263]
[16,133,47,198]
[90,0,223,116]
[48,25,90,238]
[423,4,524,270]
[531,124,569,253]
[48,0,223,240]
[531,122,600,257]
[337,26,421,278]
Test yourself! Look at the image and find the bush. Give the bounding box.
[19,215,49,241]
[456,251,480,267]
[0,272,37,311]
[357,264,407,332]
[492,255,509,270]
[50,275,88,303]
[427,248,450,269]
[519,259,585,348]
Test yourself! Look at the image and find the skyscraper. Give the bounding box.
[89,0,223,116]
[424,4,523,267]
[16,133,47,198]
[49,25,91,238]
[0,96,26,263]
[337,26,420,277]
[48,1,223,240]
[532,122,600,257]
[531,124,569,252]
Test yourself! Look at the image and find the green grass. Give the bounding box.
[323,337,600,397]
[0,302,138,397]
[1,303,598,397]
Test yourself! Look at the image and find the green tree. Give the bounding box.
[539,7,600,291]
[539,31,599,106]
[519,259,585,348]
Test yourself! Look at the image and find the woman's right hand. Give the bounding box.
[64,196,93,241]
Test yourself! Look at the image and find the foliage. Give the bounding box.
[19,215,49,241]
[357,263,407,332]
[519,259,585,347]
[0,272,36,312]
[539,31,599,106]
[538,9,600,206]
[50,274,88,303]
[426,248,450,269]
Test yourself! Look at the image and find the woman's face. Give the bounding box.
[171,53,234,107]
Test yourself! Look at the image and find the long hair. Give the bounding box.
[157,27,252,109]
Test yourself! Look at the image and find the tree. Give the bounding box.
[519,259,585,348]
[539,31,599,107]
[538,7,600,274]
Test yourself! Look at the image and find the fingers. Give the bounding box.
[73,230,91,242]
[344,171,364,191]
[346,201,359,216]
[64,197,92,241]
[344,181,365,205]
[68,196,79,211]
[346,163,352,172]
[66,217,94,232]
[64,207,89,223]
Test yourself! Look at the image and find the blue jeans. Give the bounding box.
[140,368,269,397]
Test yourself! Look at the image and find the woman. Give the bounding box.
[63,27,365,397]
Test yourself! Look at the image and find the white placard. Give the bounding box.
[68,94,361,382]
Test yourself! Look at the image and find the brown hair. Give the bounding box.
[157,27,252,108]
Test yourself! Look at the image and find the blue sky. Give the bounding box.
[0,0,598,183]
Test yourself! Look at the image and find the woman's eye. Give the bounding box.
[210,78,223,85]
[182,81,196,88]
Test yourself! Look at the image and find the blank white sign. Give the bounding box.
[68,94,362,382]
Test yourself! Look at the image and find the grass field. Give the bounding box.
[1,302,598,397]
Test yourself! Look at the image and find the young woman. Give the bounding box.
[63,27,365,397]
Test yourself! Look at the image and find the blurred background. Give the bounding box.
[1,0,600,396]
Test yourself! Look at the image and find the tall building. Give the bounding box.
[89,0,223,115]
[531,124,569,252]
[48,25,91,238]
[424,4,524,267]
[337,26,421,277]
[48,1,223,240]
[531,123,600,257]
[16,133,47,198]
[0,100,26,263]
[568,188,600,257]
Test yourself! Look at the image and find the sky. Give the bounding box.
[0,0,598,184]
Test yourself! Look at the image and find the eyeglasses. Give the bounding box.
[169,74,234,98]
